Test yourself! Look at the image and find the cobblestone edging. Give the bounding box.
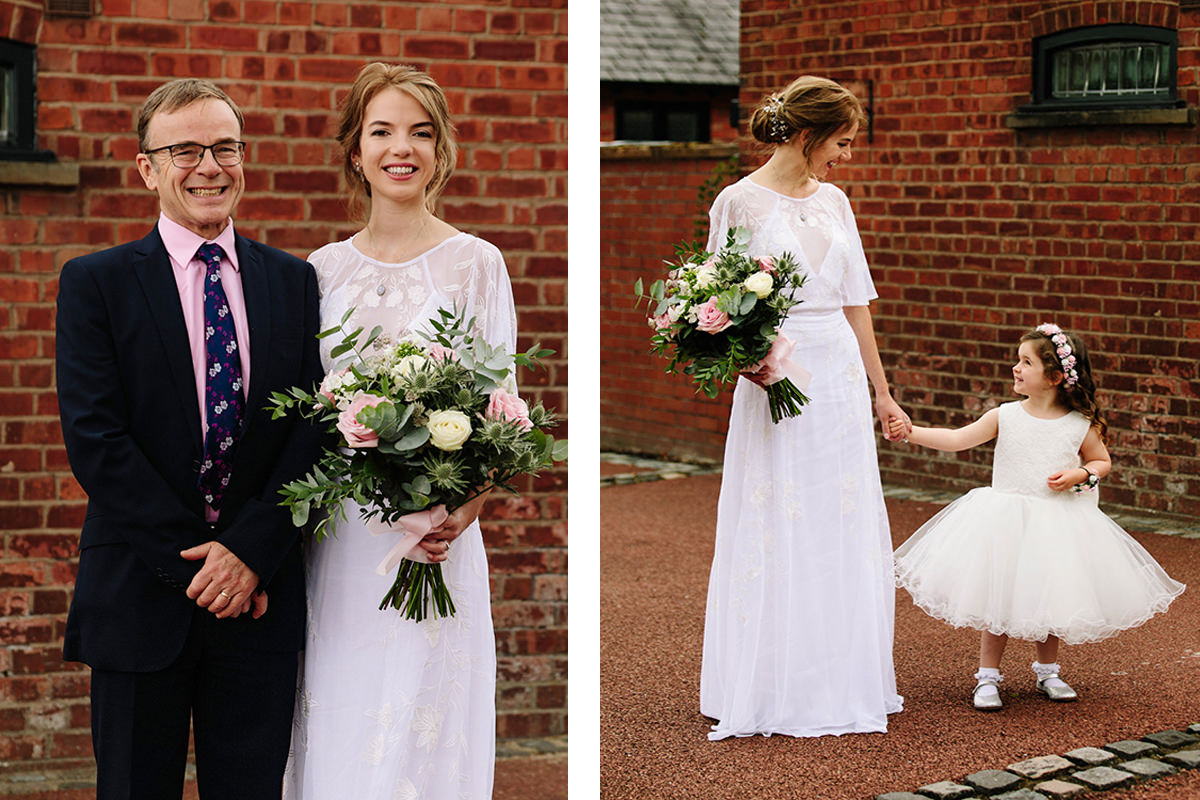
[496,734,568,759]
[599,454,1200,538]
[876,725,1200,800]
[599,453,723,486]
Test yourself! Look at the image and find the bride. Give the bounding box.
[284,63,515,799]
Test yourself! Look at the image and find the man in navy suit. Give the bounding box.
[55,79,323,799]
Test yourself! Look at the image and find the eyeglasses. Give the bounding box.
[143,141,246,168]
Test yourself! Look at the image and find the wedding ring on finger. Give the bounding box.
[219,590,232,599]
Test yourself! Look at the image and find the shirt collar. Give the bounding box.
[157,213,241,272]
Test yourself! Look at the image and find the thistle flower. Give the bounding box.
[423,452,470,494]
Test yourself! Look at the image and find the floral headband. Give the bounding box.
[1035,323,1078,386]
[763,95,789,143]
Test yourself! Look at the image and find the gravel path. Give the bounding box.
[600,473,1200,799]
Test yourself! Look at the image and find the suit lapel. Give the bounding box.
[236,233,271,426]
[131,228,203,451]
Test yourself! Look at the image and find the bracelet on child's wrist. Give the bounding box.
[1072,467,1100,493]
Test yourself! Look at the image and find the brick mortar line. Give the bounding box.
[876,725,1200,800]
[599,454,1200,537]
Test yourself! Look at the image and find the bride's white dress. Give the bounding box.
[283,233,515,800]
[699,178,903,740]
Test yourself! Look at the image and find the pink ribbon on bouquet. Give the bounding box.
[365,505,450,575]
[753,334,812,391]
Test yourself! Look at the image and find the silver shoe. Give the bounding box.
[1036,674,1078,702]
[973,680,1003,711]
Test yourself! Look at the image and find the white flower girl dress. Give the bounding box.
[895,401,1184,644]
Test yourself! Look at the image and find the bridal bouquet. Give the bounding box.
[269,305,567,621]
[634,227,811,422]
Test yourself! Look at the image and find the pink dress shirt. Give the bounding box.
[159,213,251,520]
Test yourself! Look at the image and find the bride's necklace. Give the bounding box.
[763,160,817,219]
[361,216,433,296]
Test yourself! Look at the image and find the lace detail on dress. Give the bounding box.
[707,179,877,315]
[993,402,1092,500]
[310,234,517,370]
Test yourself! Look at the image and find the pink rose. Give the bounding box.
[428,343,460,362]
[757,257,776,274]
[486,387,533,432]
[694,298,732,334]
[648,312,672,332]
[336,392,388,447]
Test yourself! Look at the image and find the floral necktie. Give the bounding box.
[196,243,243,510]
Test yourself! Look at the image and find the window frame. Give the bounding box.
[1028,24,1181,112]
[614,99,711,143]
[0,39,48,161]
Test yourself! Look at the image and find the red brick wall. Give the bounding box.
[0,0,566,773]
[602,0,1199,520]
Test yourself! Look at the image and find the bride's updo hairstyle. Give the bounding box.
[749,76,866,163]
[336,62,458,220]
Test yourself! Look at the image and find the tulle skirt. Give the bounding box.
[894,487,1185,644]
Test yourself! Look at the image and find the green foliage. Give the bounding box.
[267,302,569,620]
[632,226,807,402]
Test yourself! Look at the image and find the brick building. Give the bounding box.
[602,0,1200,522]
[600,0,742,463]
[0,0,566,784]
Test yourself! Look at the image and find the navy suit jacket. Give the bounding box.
[56,226,324,672]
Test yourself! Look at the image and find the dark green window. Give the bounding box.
[615,101,710,142]
[0,39,40,159]
[1031,25,1180,111]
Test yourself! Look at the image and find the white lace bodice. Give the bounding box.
[308,233,516,370]
[992,401,1093,501]
[706,178,877,313]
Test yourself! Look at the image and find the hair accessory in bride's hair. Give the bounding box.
[1035,323,1079,386]
[763,94,789,142]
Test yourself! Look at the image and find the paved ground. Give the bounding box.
[0,745,567,800]
[600,464,1200,800]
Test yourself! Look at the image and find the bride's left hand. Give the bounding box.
[418,490,491,562]
[875,394,911,441]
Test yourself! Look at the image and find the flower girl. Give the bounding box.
[890,324,1184,710]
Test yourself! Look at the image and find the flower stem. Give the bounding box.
[766,378,811,423]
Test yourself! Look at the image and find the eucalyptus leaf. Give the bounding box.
[739,292,758,315]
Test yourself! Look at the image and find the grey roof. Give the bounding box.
[600,0,739,86]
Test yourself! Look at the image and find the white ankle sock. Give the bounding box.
[1032,661,1068,688]
[974,667,1002,694]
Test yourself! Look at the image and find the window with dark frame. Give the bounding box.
[1027,24,1181,112]
[615,101,711,143]
[0,39,45,160]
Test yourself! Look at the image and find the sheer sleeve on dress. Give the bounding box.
[835,188,879,307]
[464,239,517,353]
[706,185,733,253]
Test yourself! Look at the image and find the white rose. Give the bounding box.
[391,354,427,381]
[426,409,472,451]
[694,264,718,288]
[743,271,774,299]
